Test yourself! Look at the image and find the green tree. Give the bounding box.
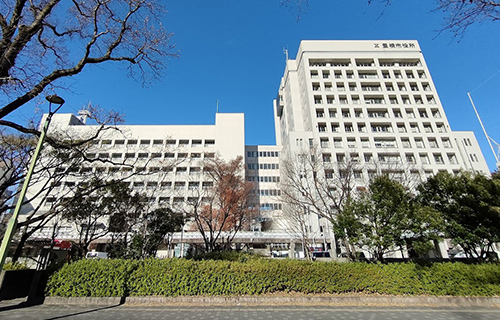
[418,171,500,262]
[141,207,184,257]
[334,175,442,262]
[62,178,146,258]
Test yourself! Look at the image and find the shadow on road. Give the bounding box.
[43,303,124,320]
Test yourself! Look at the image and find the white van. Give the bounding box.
[86,251,108,259]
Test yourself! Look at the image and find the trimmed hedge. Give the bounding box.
[46,259,500,297]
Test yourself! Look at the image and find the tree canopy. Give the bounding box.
[418,171,500,261]
[334,175,442,262]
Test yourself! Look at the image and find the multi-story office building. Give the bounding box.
[274,40,488,176]
[17,40,491,260]
[273,40,489,258]
[24,113,246,245]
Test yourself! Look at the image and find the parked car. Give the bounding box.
[86,251,108,259]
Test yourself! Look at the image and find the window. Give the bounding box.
[153,139,164,146]
[365,97,385,104]
[437,124,446,133]
[402,139,411,148]
[316,109,325,118]
[420,154,430,164]
[320,138,329,148]
[347,139,356,149]
[361,139,370,148]
[374,139,396,148]
[328,109,337,117]
[434,154,444,164]
[334,138,343,148]
[371,125,391,133]
[406,154,415,163]
[204,140,215,147]
[314,95,323,104]
[429,139,438,148]
[367,111,387,118]
[448,153,457,164]
[318,123,327,132]
[415,139,424,148]
[442,138,451,148]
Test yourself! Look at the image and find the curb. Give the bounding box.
[43,295,500,307]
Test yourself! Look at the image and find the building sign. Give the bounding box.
[374,42,416,49]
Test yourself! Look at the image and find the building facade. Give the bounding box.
[273,40,490,258]
[17,40,492,260]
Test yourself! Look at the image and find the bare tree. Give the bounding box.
[434,0,500,36]
[186,156,255,253]
[0,0,176,126]
[280,146,361,259]
[282,1,500,37]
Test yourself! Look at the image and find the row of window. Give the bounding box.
[317,122,447,134]
[313,94,436,105]
[257,203,283,211]
[246,151,280,158]
[322,151,458,166]
[309,58,422,68]
[247,176,280,183]
[315,107,441,119]
[316,136,452,149]
[312,81,432,93]
[55,165,208,175]
[251,189,282,196]
[92,139,216,148]
[52,180,215,190]
[86,152,216,160]
[310,69,427,81]
[247,163,280,170]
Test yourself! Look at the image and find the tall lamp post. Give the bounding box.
[0,95,65,270]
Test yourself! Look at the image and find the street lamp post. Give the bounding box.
[0,95,65,270]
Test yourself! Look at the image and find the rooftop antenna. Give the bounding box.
[216,100,219,113]
[283,47,289,61]
[78,101,92,124]
[467,92,500,170]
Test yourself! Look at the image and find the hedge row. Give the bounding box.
[46,259,500,297]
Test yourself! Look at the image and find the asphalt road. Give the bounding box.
[1,304,500,320]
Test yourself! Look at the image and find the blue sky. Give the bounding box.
[11,1,500,171]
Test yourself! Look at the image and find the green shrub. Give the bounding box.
[46,259,139,297]
[2,261,29,270]
[46,259,500,297]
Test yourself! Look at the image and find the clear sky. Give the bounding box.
[10,1,500,171]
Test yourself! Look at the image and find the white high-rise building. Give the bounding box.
[273,40,490,258]
[275,40,488,176]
